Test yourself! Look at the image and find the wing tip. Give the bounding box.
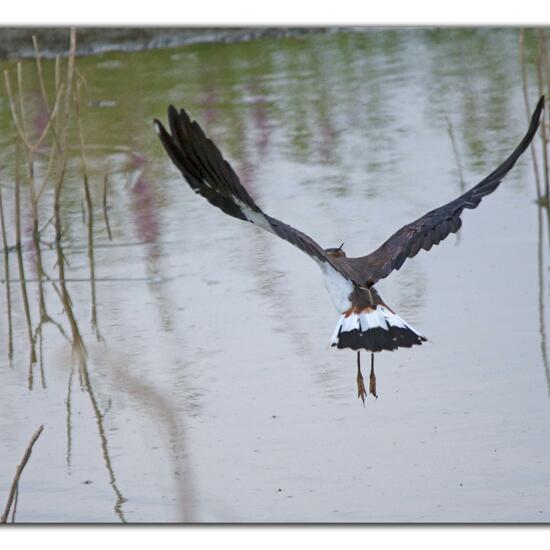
[153,118,163,136]
[534,95,545,121]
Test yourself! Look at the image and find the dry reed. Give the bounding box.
[1,425,44,523]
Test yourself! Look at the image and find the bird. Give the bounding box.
[154,95,545,404]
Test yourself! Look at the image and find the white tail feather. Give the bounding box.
[330,306,425,348]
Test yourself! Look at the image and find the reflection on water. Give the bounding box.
[538,207,549,394]
[0,28,550,522]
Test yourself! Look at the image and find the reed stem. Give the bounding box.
[519,28,543,200]
[1,425,44,523]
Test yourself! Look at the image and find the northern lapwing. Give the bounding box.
[155,95,544,403]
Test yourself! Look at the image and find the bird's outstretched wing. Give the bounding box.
[346,96,545,286]
[154,106,343,272]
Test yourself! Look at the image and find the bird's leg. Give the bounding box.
[369,353,378,398]
[357,351,367,404]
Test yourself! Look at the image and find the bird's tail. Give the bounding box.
[330,305,427,352]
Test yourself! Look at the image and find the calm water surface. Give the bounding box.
[0,28,549,522]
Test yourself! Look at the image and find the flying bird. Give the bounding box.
[155,96,545,403]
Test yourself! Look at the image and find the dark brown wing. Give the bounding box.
[154,106,344,272]
[346,96,545,286]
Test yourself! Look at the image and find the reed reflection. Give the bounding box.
[537,206,550,396]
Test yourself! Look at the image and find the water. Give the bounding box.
[0,28,549,523]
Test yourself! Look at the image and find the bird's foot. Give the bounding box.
[357,351,367,404]
[357,369,367,404]
[369,355,378,399]
[369,371,378,399]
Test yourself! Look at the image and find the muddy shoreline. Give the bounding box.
[0,27,330,58]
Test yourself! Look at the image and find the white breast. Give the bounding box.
[319,262,353,313]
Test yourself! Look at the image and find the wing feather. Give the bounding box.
[155,106,345,272]
[347,96,545,285]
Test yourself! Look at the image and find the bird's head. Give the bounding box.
[326,243,346,259]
